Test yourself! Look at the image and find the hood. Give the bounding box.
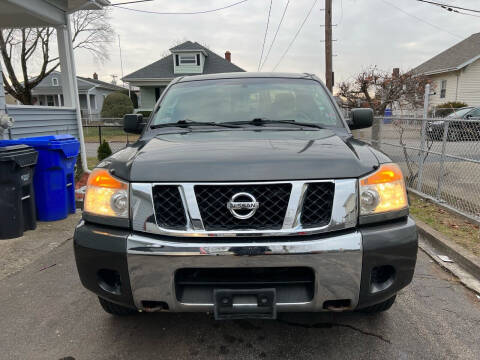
[108,129,382,182]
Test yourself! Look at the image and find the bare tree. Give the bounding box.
[337,66,430,115]
[0,9,114,105]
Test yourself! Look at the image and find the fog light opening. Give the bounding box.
[97,269,122,295]
[323,299,352,311]
[370,265,395,293]
[141,301,169,312]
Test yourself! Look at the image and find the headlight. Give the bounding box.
[359,163,407,215]
[84,168,129,218]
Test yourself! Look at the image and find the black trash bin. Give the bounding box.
[0,145,38,239]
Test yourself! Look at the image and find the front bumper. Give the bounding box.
[74,217,417,312]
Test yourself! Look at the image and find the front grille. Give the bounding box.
[195,184,292,231]
[152,185,187,229]
[300,182,335,228]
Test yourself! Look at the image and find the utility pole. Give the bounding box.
[325,0,333,92]
[118,35,126,89]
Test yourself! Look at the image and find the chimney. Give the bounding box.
[93,72,98,80]
[225,51,231,62]
[392,68,400,78]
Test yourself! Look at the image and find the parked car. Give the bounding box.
[74,72,417,319]
[427,106,480,141]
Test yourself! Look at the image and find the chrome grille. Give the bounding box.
[152,185,187,229]
[130,179,358,238]
[195,184,292,231]
[301,182,335,228]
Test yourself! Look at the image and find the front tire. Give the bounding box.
[358,295,396,314]
[98,297,137,316]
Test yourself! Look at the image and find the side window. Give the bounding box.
[440,80,447,98]
[466,108,480,119]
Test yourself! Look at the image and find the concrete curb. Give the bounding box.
[415,219,480,280]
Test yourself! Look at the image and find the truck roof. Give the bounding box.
[176,72,316,83]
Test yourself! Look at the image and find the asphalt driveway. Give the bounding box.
[1,237,479,360]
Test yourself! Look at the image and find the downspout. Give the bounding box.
[455,71,460,101]
[65,15,90,174]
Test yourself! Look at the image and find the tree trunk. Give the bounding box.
[20,90,33,105]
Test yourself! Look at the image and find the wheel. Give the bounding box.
[98,297,137,316]
[358,295,396,314]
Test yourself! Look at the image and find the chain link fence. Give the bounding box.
[82,121,139,158]
[354,116,480,222]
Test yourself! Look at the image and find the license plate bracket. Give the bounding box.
[214,288,276,320]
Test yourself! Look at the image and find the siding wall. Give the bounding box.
[173,52,205,74]
[6,105,78,139]
[139,87,156,110]
[457,59,480,106]
[428,72,460,107]
[93,88,112,114]
[428,58,480,107]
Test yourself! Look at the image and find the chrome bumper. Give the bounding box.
[127,231,363,311]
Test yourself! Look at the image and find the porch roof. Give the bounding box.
[0,0,110,28]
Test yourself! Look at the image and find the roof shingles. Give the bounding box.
[123,41,244,80]
[413,33,480,75]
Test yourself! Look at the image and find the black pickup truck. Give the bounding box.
[74,72,417,319]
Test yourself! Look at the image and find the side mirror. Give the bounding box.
[123,114,144,134]
[348,108,373,130]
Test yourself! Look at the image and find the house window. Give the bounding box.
[52,77,59,86]
[179,55,197,65]
[440,80,447,98]
[155,87,162,101]
[46,95,55,106]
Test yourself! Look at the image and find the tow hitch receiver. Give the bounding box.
[214,288,277,320]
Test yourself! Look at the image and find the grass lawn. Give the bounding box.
[87,157,99,169]
[409,192,480,256]
[83,126,139,143]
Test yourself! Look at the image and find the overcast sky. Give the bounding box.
[76,0,480,91]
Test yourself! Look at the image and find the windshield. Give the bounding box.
[446,107,473,118]
[150,78,344,128]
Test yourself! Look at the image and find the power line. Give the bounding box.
[417,0,480,17]
[260,0,290,71]
[111,0,154,5]
[416,0,480,14]
[450,9,480,18]
[272,0,319,72]
[258,0,273,71]
[380,0,462,39]
[112,0,249,15]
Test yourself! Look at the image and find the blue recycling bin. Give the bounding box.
[0,135,80,221]
[383,108,393,124]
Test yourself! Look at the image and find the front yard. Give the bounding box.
[409,192,480,256]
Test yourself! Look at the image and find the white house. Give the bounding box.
[30,71,125,120]
[413,33,480,108]
[123,41,245,111]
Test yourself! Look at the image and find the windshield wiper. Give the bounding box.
[225,118,325,129]
[150,119,240,129]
